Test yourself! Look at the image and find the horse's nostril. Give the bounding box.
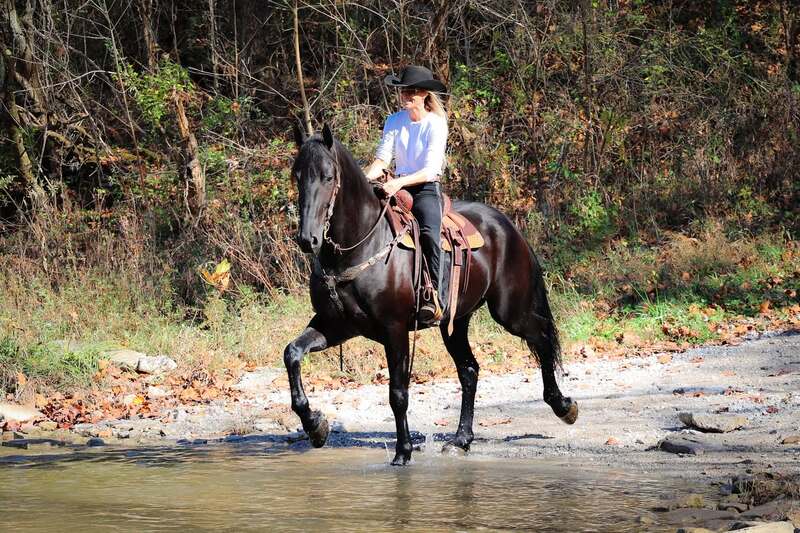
[311,235,319,246]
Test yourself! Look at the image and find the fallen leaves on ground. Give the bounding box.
[479,417,512,427]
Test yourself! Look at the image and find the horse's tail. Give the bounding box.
[528,245,563,373]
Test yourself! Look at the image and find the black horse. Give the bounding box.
[285,124,578,465]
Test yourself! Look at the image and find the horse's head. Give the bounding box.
[291,123,338,255]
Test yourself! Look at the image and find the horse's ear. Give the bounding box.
[322,123,334,150]
[292,120,307,149]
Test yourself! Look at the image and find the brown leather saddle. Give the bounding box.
[383,188,484,334]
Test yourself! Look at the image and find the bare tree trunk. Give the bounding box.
[137,0,160,70]
[293,0,313,136]
[208,0,219,92]
[2,0,46,209]
[781,1,799,83]
[579,0,596,182]
[174,91,205,214]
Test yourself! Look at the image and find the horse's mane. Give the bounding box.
[300,134,369,185]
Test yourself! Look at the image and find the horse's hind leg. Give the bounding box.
[488,274,578,425]
[440,314,479,453]
[527,332,578,424]
[284,314,352,448]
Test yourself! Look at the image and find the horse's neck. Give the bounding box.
[324,150,383,257]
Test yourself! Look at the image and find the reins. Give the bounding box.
[320,149,392,255]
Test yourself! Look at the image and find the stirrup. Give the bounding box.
[418,291,443,325]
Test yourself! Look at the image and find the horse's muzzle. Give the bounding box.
[296,233,320,254]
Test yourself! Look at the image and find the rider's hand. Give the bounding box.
[381,179,403,197]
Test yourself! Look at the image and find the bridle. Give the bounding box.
[303,143,410,315]
[316,145,392,255]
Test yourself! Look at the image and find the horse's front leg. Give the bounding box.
[284,315,349,448]
[384,326,413,466]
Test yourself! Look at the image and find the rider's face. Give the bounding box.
[399,88,427,111]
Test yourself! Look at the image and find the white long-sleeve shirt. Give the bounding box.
[375,110,448,182]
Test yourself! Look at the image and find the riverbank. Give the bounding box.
[4,330,800,531]
[4,331,798,468]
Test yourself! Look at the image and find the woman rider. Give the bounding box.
[364,65,448,325]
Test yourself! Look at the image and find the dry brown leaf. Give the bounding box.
[479,417,512,427]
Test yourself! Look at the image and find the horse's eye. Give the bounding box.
[323,174,334,182]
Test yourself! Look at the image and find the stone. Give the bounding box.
[121,394,138,406]
[0,402,43,423]
[677,494,705,509]
[657,436,708,455]
[146,386,170,399]
[233,367,283,394]
[86,438,106,447]
[728,522,794,532]
[718,494,748,513]
[660,507,735,524]
[136,355,177,375]
[94,428,113,439]
[741,500,793,521]
[780,435,800,445]
[675,528,715,533]
[653,494,705,512]
[2,438,65,449]
[635,515,655,525]
[678,412,748,433]
[38,420,58,432]
[103,349,145,369]
[787,508,800,527]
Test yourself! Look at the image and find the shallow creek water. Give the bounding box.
[1,440,699,532]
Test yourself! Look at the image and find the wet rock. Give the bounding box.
[718,494,748,513]
[654,494,706,511]
[2,438,65,450]
[233,368,283,394]
[103,349,144,369]
[675,528,715,533]
[678,412,748,433]
[741,500,793,521]
[661,507,735,524]
[136,355,177,375]
[0,402,43,423]
[657,436,708,455]
[678,494,706,509]
[780,435,800,445]
[728,522,794,532]
[86,438,106,447]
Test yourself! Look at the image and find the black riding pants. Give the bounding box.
[407,182,443,299]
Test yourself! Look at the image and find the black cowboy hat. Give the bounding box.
[384,65,447,93]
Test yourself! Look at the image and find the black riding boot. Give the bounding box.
[410,182,444,325]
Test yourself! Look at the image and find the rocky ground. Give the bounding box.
[2,330,800,531]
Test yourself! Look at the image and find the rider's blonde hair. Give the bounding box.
[424,91,448,118]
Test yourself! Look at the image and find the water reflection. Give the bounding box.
[0,442,680,532]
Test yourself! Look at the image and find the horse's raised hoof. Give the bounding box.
[305,410,330,448]
[559,400,579,425]
[390,453,412,466]
[441,440,469,456]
